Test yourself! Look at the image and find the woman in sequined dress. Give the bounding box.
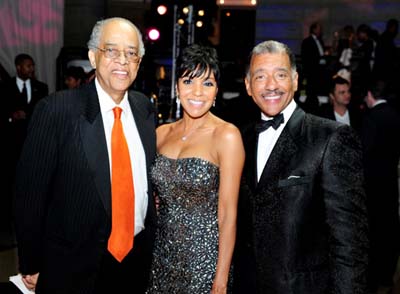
[146,44,245,294]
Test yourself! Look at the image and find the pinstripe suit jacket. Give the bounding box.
[14,82,157,293]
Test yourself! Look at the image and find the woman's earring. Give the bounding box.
[213,99,216,107]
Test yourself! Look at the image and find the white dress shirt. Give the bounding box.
[334,109,350,126]
[16,77,31,103]
[96,78,148,235]
[312,34,326,65]
[312,34,324,56]
[257,99,296,181]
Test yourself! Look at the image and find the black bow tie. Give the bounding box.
[255,113,284,133]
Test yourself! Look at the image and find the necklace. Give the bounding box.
[181,124,204,141]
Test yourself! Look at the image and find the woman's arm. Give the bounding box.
[212,124,245,294]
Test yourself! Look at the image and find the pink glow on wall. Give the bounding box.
[0,0,63,47]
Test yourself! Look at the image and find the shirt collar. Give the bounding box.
[261,98,296,124]
[95,78,129,116]
[16,77,30,88]
[372,99,387,108]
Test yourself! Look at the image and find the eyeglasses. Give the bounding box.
[96,47,141,63]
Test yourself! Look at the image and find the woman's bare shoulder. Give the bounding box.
[213,117,242,142]
[156,122,178,147]
[156,121,177,136]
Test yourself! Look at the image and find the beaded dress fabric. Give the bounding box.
[147,153,221,293]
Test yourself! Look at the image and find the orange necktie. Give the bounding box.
[108,107,135,262]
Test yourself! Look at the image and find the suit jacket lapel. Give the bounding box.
[80,84,112,216]
[128,92,153,171]
[257,107,304,189]
[242,123,259,192]
[127,91,157,223]
[30,80,41,104]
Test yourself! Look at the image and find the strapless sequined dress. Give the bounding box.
[146,154,220,293]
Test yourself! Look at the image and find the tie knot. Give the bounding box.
[113,107,122,119]
[255,113,284,133]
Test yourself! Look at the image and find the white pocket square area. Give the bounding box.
[287,175,301,179]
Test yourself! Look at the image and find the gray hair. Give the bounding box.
[87,17,145,58]
[246,40,296,78]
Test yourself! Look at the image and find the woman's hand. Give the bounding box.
[211,279,227,294]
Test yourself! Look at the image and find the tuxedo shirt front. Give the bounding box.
[257,100,296,181]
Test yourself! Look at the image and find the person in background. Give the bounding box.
[1,54,48,253]
[351,24,374,105]
[362,80,400,294]
[318,75,363,133]
[85,68,96,84]
[4,53,48,164]
[146,44,245,294]
[300,21,329,114]
[64,66,86,89]
[373,18,399,83]
[334,25,356,82]
[14,17,157,293]
[233,40,369,294]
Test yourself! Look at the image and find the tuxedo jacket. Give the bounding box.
[301,36,329,98]
[301,35,325,77]
[234,106,369,294]
[14,82,157,293]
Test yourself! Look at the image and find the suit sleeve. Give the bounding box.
[14,96,58,274]
[321,125,369,293]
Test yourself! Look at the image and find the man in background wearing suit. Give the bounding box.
[14,17,157,293]
[1,54,48,252]
[318,75,363,134]
[233,40,369,293]
[300,22,329,114]
[4,53,48,163]
[362,80,400,294]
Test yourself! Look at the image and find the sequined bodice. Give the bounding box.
[147,154,220,293]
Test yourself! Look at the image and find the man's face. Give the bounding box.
[330,83,351,107]
[64,76,81,89]
[357,31,367,42]
[17,59,34,80]
[88,20,141,102]
[245,52,298,117]
[313,24,322,38]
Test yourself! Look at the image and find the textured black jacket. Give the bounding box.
[234,106,369,294]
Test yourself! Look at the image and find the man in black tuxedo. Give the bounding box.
[233,40,369,293]
[362,80,400,293]
[14,17,157,293]
[300,22,329,114]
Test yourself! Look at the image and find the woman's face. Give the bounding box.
[177,70,218,119]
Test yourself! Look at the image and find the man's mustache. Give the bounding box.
[261,90,285,97]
